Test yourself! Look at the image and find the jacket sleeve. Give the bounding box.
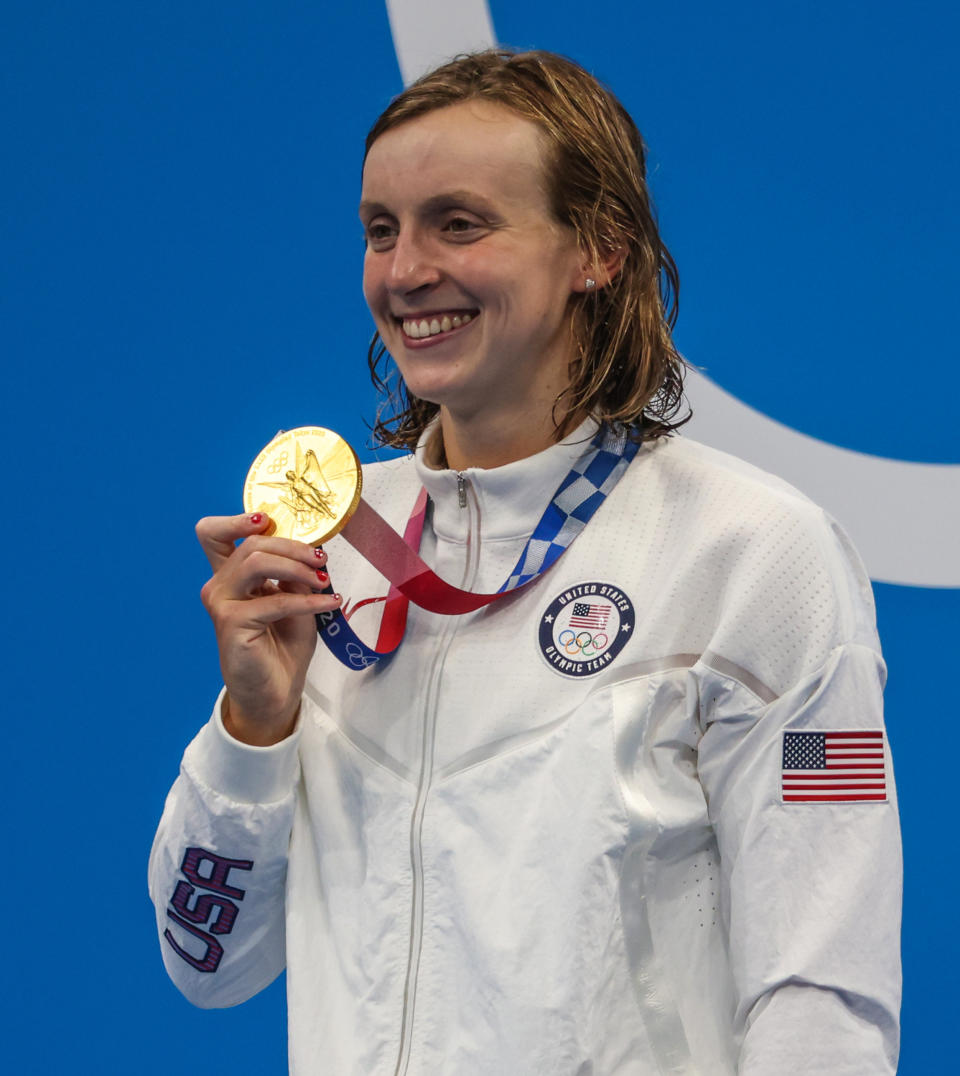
[148,691,301,1008]
[696,516,902,1074]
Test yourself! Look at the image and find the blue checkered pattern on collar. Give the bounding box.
[500,425,640,591]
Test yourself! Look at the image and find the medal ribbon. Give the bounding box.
[316,426,640,670]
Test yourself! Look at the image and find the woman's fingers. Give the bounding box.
[202,540,329,605]
[196,511,274,569]
[196,514,330,579]
[220,548,329,597]
[276,578,316,596]
[220,588,342,630]
[199,532,338,631]
[194,513,339,737]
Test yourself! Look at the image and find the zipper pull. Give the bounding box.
[456,472,467,509]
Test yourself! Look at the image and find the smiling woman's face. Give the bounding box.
[359,99,586,440]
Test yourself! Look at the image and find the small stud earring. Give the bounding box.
[584,278,597,290]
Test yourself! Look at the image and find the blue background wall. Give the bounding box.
[3,2,956,1071]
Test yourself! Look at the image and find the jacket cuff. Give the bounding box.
[184,688,303,805]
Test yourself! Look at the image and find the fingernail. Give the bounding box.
[316,570,329,583]
[313,547,326,560]
[333,593,342,603]
[250,512,263,525]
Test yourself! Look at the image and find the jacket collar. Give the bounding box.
[413,418,601,543]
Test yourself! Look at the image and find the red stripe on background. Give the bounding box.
[826,748,883,754]
[784,794,887,802]
[826,748,886,757]
[784,783,886,790]
[827,761,884,767]
[826,751,882,756]
[826,745,884,751]
[785,774,884,781]
[825,762,885,769]
[826,758,884,764]
[825,731,883,738]
[787,791,886,800]
[826,758,884,765]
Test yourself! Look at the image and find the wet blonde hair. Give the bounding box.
[364,48,688,450]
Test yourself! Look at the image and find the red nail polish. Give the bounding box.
[250,512,263,525]
[333,593,342,602]
[313,547,325,560]
[316,570,329,583]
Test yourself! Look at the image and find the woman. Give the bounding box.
[150,50,901,1074]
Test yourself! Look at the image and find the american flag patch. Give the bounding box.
[568,602,610,629]
[781,730,887,803]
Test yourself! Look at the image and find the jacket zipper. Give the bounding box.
[393,475,481,1076]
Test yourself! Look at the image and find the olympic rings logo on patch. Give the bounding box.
[538,582,635,678]
[557,629,609,656]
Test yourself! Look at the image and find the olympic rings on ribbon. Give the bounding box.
[557,629,608,657]
[346,641,380,668]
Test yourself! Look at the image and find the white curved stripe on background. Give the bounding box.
[684,371,960,588]
[386,0,496,85]
[385,0,960,587]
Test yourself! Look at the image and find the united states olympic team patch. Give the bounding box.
[538,581,635,677]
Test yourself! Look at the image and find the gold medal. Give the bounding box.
[243,427,363,545]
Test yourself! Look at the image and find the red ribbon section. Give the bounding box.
[340,492,513,624]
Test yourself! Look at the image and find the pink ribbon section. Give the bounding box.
[340,494,508,622]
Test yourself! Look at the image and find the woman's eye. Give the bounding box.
[443,216,482,237]
[364,223,397,248]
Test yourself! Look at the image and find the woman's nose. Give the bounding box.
[388,230,442,293]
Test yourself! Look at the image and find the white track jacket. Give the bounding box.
[150,426,902,1075]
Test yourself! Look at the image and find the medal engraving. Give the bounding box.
[243,427,362,545]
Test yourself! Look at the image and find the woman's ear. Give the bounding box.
[572,246,625,293]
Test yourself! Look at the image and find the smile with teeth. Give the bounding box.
[400,312,475,339]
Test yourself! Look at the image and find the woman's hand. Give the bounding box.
[196,512,342,746]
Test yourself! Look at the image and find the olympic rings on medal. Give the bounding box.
[557,628,608,657]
